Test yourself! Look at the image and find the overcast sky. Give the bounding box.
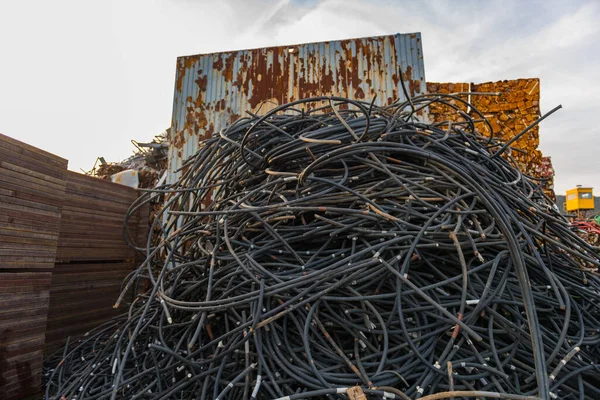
[1,0,598,194]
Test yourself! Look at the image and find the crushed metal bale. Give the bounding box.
[44,95,600,400]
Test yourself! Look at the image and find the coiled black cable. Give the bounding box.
[44,95,600,400]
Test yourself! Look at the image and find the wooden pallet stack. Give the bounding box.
[0,133,150,397]
[0,273,52,399]
[0,133,68,400]
[44,171,149,355]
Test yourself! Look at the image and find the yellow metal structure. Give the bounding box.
[565,186,594,212]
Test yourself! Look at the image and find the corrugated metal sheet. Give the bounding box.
[167,33,427,183]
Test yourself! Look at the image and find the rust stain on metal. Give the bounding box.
[223,53,236,82]
[215,99,226,111]
[404,65,412,81]
[410,79,421,97]
[355,86,365,99]
[175,56,200,92]
[213,55,223,71]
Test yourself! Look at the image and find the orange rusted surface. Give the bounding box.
[168,34,427,183]
[427,79,554,198]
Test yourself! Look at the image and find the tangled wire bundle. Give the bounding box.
[45,96,600,400]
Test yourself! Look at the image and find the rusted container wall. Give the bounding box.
[0,133,68,400]
[167,33,427,184]
[44,172,148,356]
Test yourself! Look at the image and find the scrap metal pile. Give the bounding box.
[573,220,600,247]
[88,132,169,188]
[45,96,600,399]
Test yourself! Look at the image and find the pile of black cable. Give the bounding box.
[44,96,600,400]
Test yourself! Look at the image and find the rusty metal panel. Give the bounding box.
[167,33,426,183]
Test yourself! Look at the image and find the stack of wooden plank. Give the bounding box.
[0,133,151,397]
[44,171,149,355]
[0,273,52,399]
[56,171,140,262]
[0,133,68,400]
[0,134,68,269]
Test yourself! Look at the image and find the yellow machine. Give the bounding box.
[565,186,594,213]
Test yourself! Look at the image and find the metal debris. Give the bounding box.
[88,131,168,188]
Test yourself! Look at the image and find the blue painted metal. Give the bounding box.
[167,33,426,184]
